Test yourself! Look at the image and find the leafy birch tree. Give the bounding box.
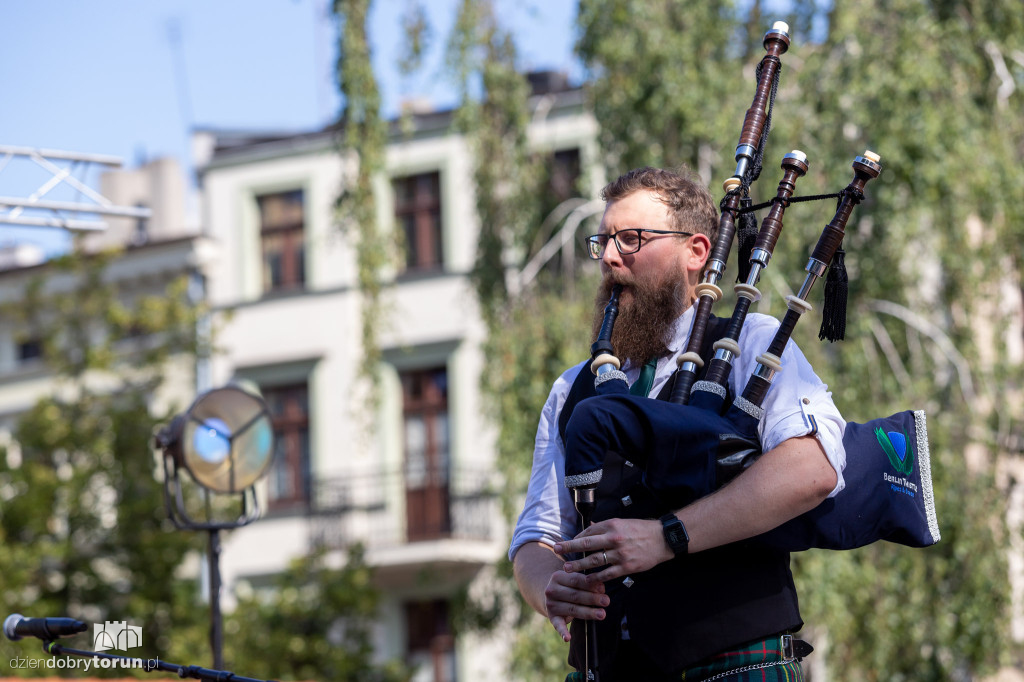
[333,0,390,395]
[773,1,1024,678]
[441,4,592,678]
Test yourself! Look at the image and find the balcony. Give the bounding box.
[307,465,499,553]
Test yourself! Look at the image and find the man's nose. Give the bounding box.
[601,237,623,267]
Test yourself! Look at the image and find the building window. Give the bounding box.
[257,189,305,293]
[131,202,150,246]
[401,367,449,541]
[17,338,43,364]
[393,172,443,273]
[405,599,454,682]
[263,383,310,510]
[548,147,581,205]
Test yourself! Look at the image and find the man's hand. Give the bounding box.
[513,541,609,642]
[543,569,609,641]
[554,517,672,584]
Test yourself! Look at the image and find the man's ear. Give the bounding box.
[686,233,711,272]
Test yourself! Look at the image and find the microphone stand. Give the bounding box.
[42,640,278,682]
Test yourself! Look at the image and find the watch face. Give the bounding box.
[662,515,688,555]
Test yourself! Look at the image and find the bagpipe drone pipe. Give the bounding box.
[566,150,940,552]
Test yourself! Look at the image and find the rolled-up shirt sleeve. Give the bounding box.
[737,314,847,497]
[508,363,585,562]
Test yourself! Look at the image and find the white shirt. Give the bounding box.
[508,304,847,561]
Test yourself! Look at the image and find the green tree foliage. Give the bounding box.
[774,1,1024,678]
[447,0,541,316]
[440,5,600,678]
[0,250,209,672]
[577,0,746,178]
[576,0,1024,679]
[482,282,597,519]
[444,0,558,491]
[480,278,597,682]
[333,0,391,393]
[224,546,410,682]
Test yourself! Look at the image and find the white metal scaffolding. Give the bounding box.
[0,145,151,231]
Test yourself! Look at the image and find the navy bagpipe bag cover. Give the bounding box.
[564,387,940,551]
[761,409,939,551]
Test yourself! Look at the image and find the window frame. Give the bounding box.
[262,381,312,511]
[256,188,306,294]
[392,171,444,274]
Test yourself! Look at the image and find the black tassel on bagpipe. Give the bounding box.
[819,246,848,342]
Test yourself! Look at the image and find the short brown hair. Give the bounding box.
[601,166,718,241]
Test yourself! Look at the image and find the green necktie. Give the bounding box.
[630,358,657,397]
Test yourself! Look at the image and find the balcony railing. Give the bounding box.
[307,466,498,551]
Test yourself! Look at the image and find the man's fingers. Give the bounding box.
[585,566,624,584]
[554,520,623,556]
[561,601,606,621]
[555,536,600,555]
[553,533,600,556]
[547,570,606,593]
[544,572,609,624]
[547,599,607,623]
[562,550,616,574]
[550,616,571,642]
[545,577,608,606]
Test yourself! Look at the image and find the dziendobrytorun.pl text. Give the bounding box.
[8,655,157,671]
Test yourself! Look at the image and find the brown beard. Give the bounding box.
[591,269,689,367]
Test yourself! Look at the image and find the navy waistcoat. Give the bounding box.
[559,318,802,676]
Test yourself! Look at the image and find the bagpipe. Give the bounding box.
[566,150,939,552]
[562,23,939,679]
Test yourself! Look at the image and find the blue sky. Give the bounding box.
[0,0,580,253]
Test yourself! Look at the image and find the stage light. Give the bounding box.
[160,386,274,494]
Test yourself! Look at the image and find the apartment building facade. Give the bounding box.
[193,78,600,680]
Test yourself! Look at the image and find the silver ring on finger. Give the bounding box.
[602,550,608,565]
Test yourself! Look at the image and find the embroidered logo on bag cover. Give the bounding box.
[877,427,918,497]
[877,428,913,476]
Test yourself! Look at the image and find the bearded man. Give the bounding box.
[509,166,846,681]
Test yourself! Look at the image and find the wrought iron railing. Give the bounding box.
[307,466,498,551]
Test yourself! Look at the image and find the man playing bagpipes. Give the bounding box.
[508,166,846,681]
[507,15,941,678]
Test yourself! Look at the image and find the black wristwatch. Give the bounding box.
[660,513,689,557]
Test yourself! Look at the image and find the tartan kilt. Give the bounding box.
[680,637,805,682]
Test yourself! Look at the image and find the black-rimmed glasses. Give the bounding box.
[584,228,694,260]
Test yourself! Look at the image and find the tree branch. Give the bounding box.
[864,299,976,404]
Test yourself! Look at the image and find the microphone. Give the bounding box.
[3,614,88,641]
